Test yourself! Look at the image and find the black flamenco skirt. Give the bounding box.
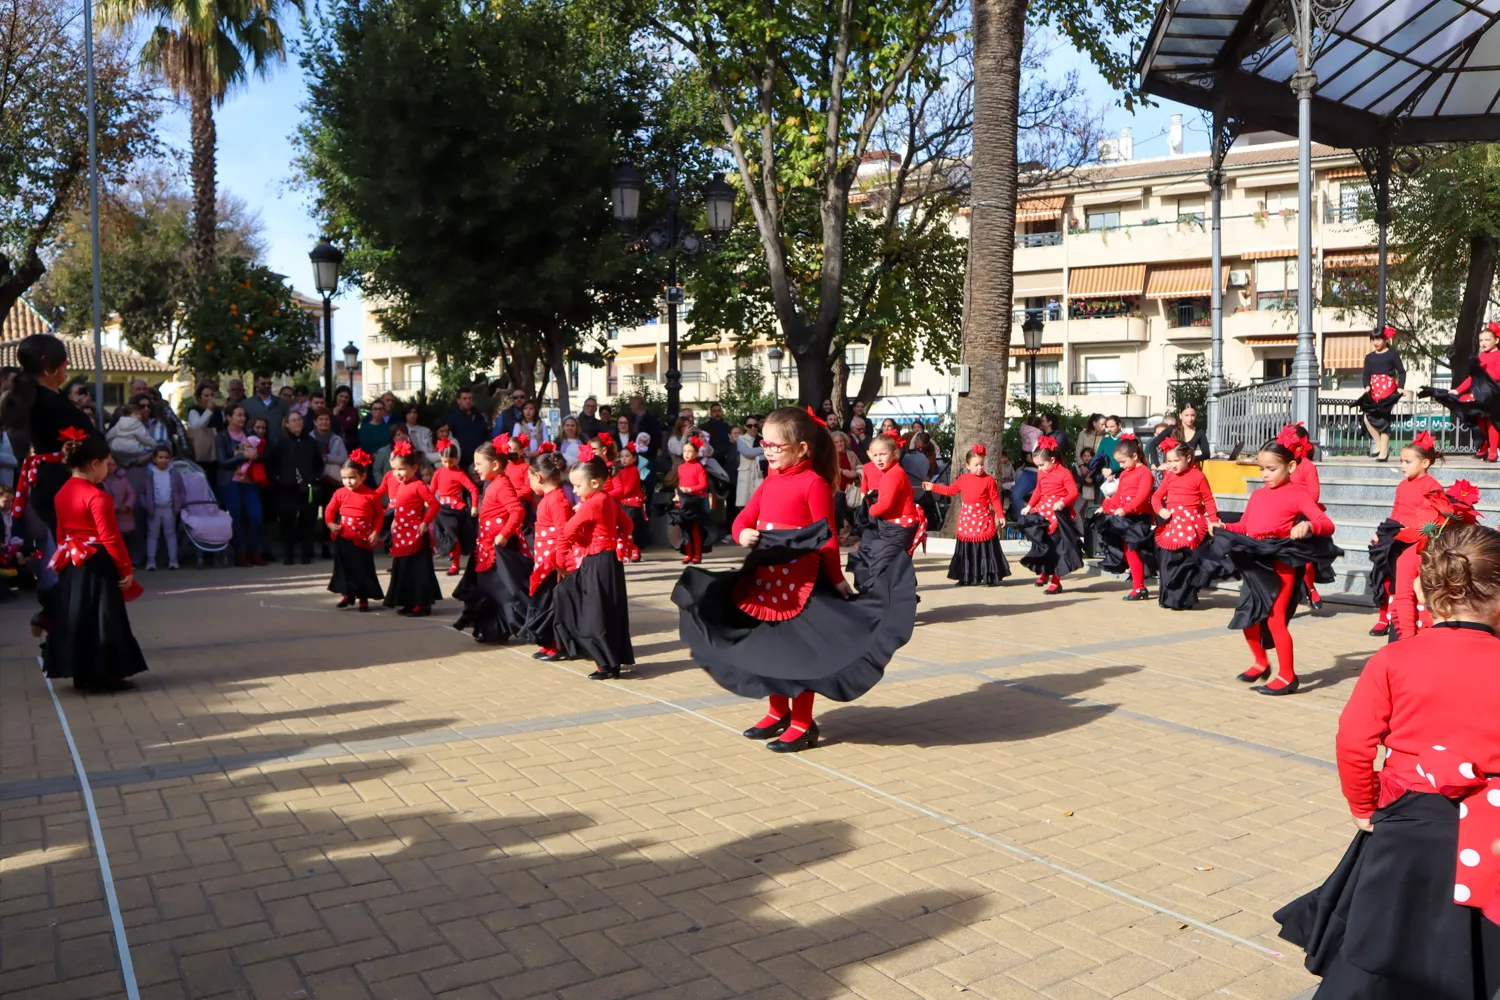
[1156,546,1204,610]
[1367,518,1413,609]
[43,551,149,688]
[1356,391,1399,434]
[624,505,647,547]
[1275,792,1500,998]
[948,537,1010,585]
[1422,359,1500,430]
[1196,531,1343,642]
[1090,512,1158,578]
[521,577,557,648]
[384,543,442,609]
[553,551,633,670]
[673,523,916,703]
[433,508,476,556]
[668,494,722,554]
[1017,512,1085,578]
[328,538,384,600]
[846,518,917,593]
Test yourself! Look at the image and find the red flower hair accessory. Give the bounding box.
[493,432,510,451]
[1382,326,1396,340]
[435,437,453,453]
[349,449,372,467]
[884,429,904,444]
[1488,321,1500,336]
[972,443,987,456]
[1413,430,1437,451]
[598,431,614,446]
[577,443,595,463]
[1160,436,1181,453]
[806,406,827,428]
[625,441,638,454]
[1425,480,1484,538]
[1035,435,1058,451]
[514,433,530,449]
[59,426,88,442]
[1276,422,1311,460]
[538,441,556,453]
[392,441,413,457]
[1118,430,1137,440]
[1452,479,1482,506]
[688,435,704,449]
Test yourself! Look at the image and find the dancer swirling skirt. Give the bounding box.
[1421,327,1500,460]
[551,471,635,679]
[382,451,441,615]
[456,448,531,644]
[923,445,1008,586]
[1151,443,1217,610]
[1092,510,1157,584]
[1016,438,1081,593]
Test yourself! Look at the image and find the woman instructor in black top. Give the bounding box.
[0,334,94,628]
[1359,326,1406,462]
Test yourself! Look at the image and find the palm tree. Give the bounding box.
[99,0,300,289]
[952,0,1027,481]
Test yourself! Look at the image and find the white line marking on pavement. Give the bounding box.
[40,660,142,1000]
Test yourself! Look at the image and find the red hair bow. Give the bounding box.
[1276,422,1311,460]
[577,443,595,463]
[59,426,88,442]
[625,441,638,454]
[493,432,510,450]
[598,431,614,446]
[1382,326,1396,340]
[1159,436,1181,453]
[391,441,413,457]
[1413,430,1436,451]
[688,435,704,449]
[1035,435,1058,451]
[349,449,372,466]
[514,433,530,449]
[806,406,827,428]
[1488,321,1500,336]
[884,429,904,444]
[1118,430,1137,441]
[538,441,556,453]
[435,437,453,453]
[972,443,987,457]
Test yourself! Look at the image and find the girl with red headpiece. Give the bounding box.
[1017,435,1082,594]
[1359,326,1405,462]
[453,440,531,643]
[1422,322,1500,462]
[430,438,480,575]
[923,442,1008,586]
[674,407,916,753]
[1151,436,1217,609]
[382,442,441,616]
[606,440,647,545]
[846,430,926,591]
[1366,432,1464,640]
[1093,434,1157,601]
[671,435,713,564]
[1276,523,1500,998]
[548,454,636,678]
[1277,422,1328,610]
[325,449,384,612]
[1202,440,1340,695]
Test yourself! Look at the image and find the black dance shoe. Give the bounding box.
[337,596,355,609]
[767,722,819,753]
[1253,677,1300,696]
[1044,582,1063,595]
[588,666,621,680]
[29,613,49,637]
[1369,621,1391,637]
[81,678,137,694]
[1236,667,1269,683]
[1121,589,1149,601]
[1034,575,1047,587]
[742,714,791,740]
[533,649,564,661]
[1308,596,1324,611]
[395,607,411,616]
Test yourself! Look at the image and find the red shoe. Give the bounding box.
[447,564,460,576]
[1035,575,1047,587]
[1044,582,1063,594]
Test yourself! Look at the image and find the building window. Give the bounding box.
[1170,297,1210,328]
[404,363,424,388]
[1018,357,1060,396]
[1255,259,1298,310]
[894,368,913,386]
[607,361,618,396]
[1176,196,1205,224]
[1264,357,1293,380]
[1085,208,1120,231]
[1261,187,1298,215]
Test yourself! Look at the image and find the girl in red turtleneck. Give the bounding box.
[325,453,385,611]
[1454,325,1500,461]
[1279,423,1326,610]
[606,442,646,546]
[1098,436,1156,601]
[1213,442,1335,694]
[923,443,1009,586]
[382,445,441,616]
[1151,439,1218,610]
[1368,435,1448,640]
[674,436,711,564]
[1020,438,1081,593]
[551,456,637,679]
[864,433,926,553]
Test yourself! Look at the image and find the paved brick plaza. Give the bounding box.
[0,552,1367,1000]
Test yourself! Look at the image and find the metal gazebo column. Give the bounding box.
[1206,101,1239,455]
[1373,144,1392,329]
[1289,0,1320,433]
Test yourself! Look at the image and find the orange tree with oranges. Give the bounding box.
[181,257,319,377]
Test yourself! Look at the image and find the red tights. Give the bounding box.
[1124,548,1146,591]
[1302,563,1320,601]
[1242,561,1298,688]
[1392,542,1433,639]
[753,692,816,737]
[1480,419,1500,460]
[683,525,702,562]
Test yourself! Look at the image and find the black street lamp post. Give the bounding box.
[310,239,345,399]
[768,346,784,408]
[609,164,736,451]
[1022,312,1045,417]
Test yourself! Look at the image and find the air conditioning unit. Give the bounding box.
[950,364,970,396]
[1228,269,1251,287]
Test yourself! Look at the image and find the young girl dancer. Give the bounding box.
[1276,523,1500,998]
[383,443,441,616]
[1094,435,1156,601]
[43,431,149,692]
[325,450,384,611]
[1279,422,1326,610]
[430,439,480,575]
[524,450,574,661]
[674,407,916,754]
[1151,437,1217,610]
[922,443,1009,586]
[496,433,535,509]
[552,456,636,679]
[455,441,531,643]
[854,431,926,572]
[1203,441,1338,695]
[672,436,712,564]
[1358,326,1404,462]
[1423,322,1500,461]
[606,442,646,544]
[1366,432,1453,639]
[1017,437,1082,594]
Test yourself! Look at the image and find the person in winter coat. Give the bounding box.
[266,411,325,565]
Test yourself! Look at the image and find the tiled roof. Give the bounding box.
[2,299,53,340]
[0,335,176,374]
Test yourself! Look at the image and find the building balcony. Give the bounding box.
[1227,307,1299,340]
[1017,231,1062,248]
[1012,239,1066,271]
[1066,314,1148,344]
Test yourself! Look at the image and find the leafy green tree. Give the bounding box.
[714,365,777,426]
[178,256,318,376]
[99,0,302,287]
[297,0,660,414]
[0,0,160,323]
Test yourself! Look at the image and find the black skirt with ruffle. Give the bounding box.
[384,542,442,609]
[329,538,384,600]
[43,550,149,688]
[1016,512,1085,578]
[1091,511,1158,578]
[1196,531,1343,640]
[553,551,634,670]
[1421,357,1500,429]
[948,537,1010,586]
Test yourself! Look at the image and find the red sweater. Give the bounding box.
[1226,480,1334,538]
[325,485,383,549]
[431,467,479,510]
[1027,463,1080,513]
[504,459,534,504]
[1292,459,1320,504]
[1391,473,1444,530]
[1453,350,1500,394]
[677,460,708,496]
[478,474,525,541]
[732,461,845,586]
[387,479,439,557]
[563,491,634,557]
[373,470,399,505]
[1151,467,1218,520]
[927,472,1002,542]
[868,463,921,524]
[606,465,644,507]
[530,487,576,589]
[1337,625,1500,817]
[54,477,133,580]
[1102,464,1153,516]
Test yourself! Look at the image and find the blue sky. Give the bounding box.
[179,36,1200,359]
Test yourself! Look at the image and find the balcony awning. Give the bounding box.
[1325,167,1367,181]
[1014,271,1065,296]
[1241,247,1300,261]
[1323,248,1405,268]
[1237,171,1300,189]
[1067,264,1147,298]
[681,342,731,353]
[1244,335,1298,346]
[1074,188,1143,207]
[1017,196,1065,222]
[613,346,657,365]
[1016,344,1064,358]
[1145,262,1229,299]
[1324,333,1370,370]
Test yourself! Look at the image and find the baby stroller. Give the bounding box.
[175,460,235,568]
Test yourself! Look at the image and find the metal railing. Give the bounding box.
[679,371,710,383]
[1209,377,1292,455]
[1316,396,1464,457]
[1324,204,1374,224]
[362,380,425,395]
[1018,231,1063,248]
[1070,380,1132,396]
[1012,306,1063,323]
